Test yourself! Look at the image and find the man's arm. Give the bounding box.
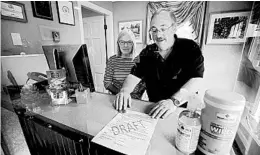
[171,77,204,105]
[106,83,120,94]
[150,41,204,119]
[171,41,205,106]
[115,48,146,111]
[115,74,141,111]
[149,77,204,119]
[121,74,141,93]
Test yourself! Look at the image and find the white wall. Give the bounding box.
[1,55,49,85]
[90,1,113,12]
[113,1,148,55]
[202,1,253,91]
[1,1,82,56]
[1,1,110,86]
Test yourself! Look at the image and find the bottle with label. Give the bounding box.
[176,109,201,154]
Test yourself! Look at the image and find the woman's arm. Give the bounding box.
[104,56,120,94]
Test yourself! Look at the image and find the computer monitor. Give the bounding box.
[42,44,95,92]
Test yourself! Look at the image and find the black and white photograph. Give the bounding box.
[207,11,250,44]
[1,1,260,155]
[119,20,142,42]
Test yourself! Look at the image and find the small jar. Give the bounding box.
[75,88,90,104]
[48,88,69,106]
[20,84,41,112]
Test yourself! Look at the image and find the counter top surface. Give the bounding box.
[33,92,185,155]
[6,91,237,155]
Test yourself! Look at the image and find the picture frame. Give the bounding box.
[31,1,53,20]
[119,20,142,43]
[1,1,27,23]
[207,11,251,44]
[56,1,75,26]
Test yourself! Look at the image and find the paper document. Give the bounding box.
[92,110,158,155]
[11,33,23,45]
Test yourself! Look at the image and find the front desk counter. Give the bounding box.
[14,92,236,155]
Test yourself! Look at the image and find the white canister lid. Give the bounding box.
[204,89,246,107]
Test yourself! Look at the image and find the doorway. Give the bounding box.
[78,2,114,93]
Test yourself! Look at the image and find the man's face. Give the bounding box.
[150,11,176,51]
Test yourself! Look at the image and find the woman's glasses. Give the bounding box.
[118,40,133,46]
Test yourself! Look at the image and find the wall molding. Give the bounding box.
[76,1,114,58]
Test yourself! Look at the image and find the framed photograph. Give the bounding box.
[119,20,142,43]
[1,1,27,23]
[31,1,53,20]
[56,1,75,26]
[207,11,251,44]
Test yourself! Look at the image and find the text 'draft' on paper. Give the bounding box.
[92,110,158,155]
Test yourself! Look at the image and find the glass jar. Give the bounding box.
[20,84,41,112]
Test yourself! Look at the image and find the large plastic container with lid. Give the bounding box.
[197,89,245,155]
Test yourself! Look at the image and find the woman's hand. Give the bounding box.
[149,99,177,119]
[114,91,132,112]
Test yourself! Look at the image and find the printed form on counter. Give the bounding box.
[91,110,159,155]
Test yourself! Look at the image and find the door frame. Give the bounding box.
[76,1,114,59]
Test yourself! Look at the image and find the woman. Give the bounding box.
[104,29,146,100]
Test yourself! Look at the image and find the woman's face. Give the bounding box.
[118,35,133,56]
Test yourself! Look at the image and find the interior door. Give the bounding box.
[83,16,107,93]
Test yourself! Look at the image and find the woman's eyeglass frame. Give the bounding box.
[118,40,134,46]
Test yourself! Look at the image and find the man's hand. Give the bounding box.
[149,99,177,119]
[114,91,132,112]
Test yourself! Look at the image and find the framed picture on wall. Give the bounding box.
[31,1,53,20]
[1,1,27,23]
[56,1,75,26]
[119,20,142,43]
[207,11,250,44]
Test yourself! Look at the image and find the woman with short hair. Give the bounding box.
[104,29,146,100]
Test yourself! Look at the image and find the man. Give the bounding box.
[115,8,205,119]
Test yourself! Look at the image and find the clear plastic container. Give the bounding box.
[75,88,90,104]
[20,84,41,112]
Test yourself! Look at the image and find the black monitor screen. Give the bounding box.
[42,44,95,92]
